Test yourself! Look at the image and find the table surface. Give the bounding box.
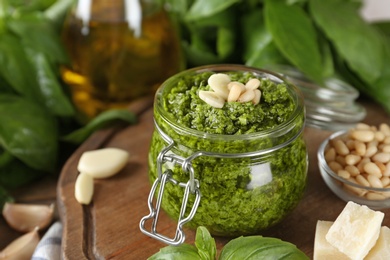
[1,96,389,259]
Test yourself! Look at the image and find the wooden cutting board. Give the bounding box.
[57,96,390,259]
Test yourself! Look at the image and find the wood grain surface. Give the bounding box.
[57,96,390,259]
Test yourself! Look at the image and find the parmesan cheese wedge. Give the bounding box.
[313,221,350,260]
[366,226,390,260]
[325,201,384,260]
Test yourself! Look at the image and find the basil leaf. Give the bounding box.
[242,8,289,67]
[183,8,237,66]
[309,0,384,84]
[219,236,309,260]
[186,0,240,21]
[264,0,325,83]
[0,155,45,189]
[0,34,39,100]
[370,42,390,113]
[8,13,69,65]
[195,226,216,260]
[44,0,75,29]
[25,48,74,117]
[148,244,200,260]
[0,94,58,172]
[62,109,136,144]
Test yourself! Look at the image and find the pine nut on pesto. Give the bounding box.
[142,64,308,243]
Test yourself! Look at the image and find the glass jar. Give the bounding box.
[140,64,308,245]
[61,0,183,122]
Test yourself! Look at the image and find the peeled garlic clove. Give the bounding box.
[0,227,40,260]
[2,202,54,232]
[75,172,94,205]
[252,89,262,105]
[245,78,261,90]
[77,148,129,179]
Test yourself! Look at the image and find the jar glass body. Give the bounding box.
[61,0,183,122]
[148,64,308,236]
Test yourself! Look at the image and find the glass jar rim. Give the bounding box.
[154,64,305,141]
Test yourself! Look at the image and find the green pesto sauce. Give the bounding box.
[149,71,307,236]
[164,71,295,134]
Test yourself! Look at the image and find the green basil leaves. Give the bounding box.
[149,226,309,259]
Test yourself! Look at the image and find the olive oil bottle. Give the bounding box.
[61,0,183,122]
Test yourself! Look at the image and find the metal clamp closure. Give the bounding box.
[139,141,201,245]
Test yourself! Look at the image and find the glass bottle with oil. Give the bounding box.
[61,0,183,122]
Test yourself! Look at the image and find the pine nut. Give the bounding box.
[375,161,387,173]
[356,123,371,130]
[345,140,355,150]
[363,162,382,177]
[354,141,366,156]
[336,155,346,166]
[364,145,378,158]
[372,152,390,163]
[382,145,390,153]
[375,131,386,142]
[381,176,390,187]
[345,165,360,177]
[344,178,367,196]
[345,154,361,165]
[325,147,336,162]
[380,191,390,199]
[367,175,383,188]
[252,89,261,105]
[199,91,225,108]
[238,90,255,103]
[351,130,375,142]
[380,123,390,136]
[245,78,261,90]
[227,81,245,92]
[356,174,370,186]
[208,73,231,89]
[366,192,386,200]
[333,140,349,155]
[357,157,371,173]
[227,83,243,102]
[383,162,390,177]
[328,161,343,172]
[384,136,390,144]
[337,170,350,179]
[208,73,231,100]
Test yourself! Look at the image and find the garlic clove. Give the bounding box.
[2,203,54,232]
[0,227,40,260]
[75,172,94,205]
[77,148,129,179]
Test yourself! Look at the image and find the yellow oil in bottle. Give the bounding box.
[61,0,183,122]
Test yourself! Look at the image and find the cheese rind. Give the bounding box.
[366,226,390,260]
[313,221,350,260]
[325,201,384,260]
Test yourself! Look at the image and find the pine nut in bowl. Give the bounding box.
[317,123,390,209]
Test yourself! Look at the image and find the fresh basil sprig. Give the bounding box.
[148,226,308,259]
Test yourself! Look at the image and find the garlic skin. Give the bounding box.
[0,228,40,260]
[2,203,54,232]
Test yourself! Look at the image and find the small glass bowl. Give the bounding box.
[318,131,390,209]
